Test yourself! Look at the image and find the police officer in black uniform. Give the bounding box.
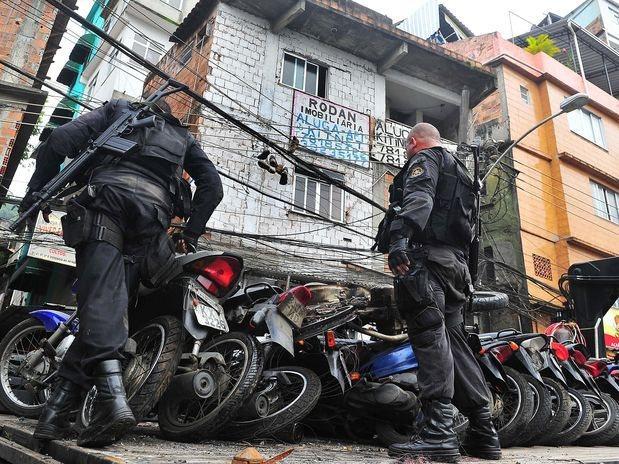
[19,97,223,447]
[384,123,500,462]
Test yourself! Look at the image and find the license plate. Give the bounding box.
[187,282,229,332]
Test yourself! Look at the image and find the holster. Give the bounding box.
[61,201,123,250]
[394,248,432,311]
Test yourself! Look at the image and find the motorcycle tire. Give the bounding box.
[158,332,263,442]
[223,366,321,440]
[531,377,571,445]
[0,318,52,418]
[491,366,534,448]
[77,315,184,429]
[576,392,619,446]
[471,292,508,312]
[552,389,593,446]
[518,375,552,446]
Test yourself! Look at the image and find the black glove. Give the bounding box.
[18,191,51,223]
[388,237,410,276]
[174,231,198,254]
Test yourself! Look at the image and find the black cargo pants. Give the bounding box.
[397,246,490,414]
[58,168,173,389]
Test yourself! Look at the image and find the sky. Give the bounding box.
[355,0,584,38]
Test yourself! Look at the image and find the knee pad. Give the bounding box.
[407,305,444,348]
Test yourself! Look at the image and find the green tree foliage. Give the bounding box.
[524,34,561,57]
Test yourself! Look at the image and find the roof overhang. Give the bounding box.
[175,0,496,106]
[513,20,619,97]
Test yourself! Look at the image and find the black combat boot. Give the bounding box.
[77,360,135,448]
[460,405,501,460]
[33,379,81,440]
[388,399,460,463]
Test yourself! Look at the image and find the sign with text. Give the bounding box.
[291,91,370,167]
[372,119,410,168]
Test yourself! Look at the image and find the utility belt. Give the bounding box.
[61,199,180,288]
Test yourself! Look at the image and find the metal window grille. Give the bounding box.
[532,254,553,280]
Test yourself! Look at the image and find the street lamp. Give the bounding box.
[481,92,590,183]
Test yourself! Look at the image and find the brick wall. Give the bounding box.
[0,0,61,180]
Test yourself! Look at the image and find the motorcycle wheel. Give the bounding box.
[0,318,53,418]
[490,366,534,448]
[576,392,619,446]
[532,377,571,445]
[553,389,593,445]
[223,366,321,439]
[518,375,552,446]
[78,316,184,428]
[158,332,263,442]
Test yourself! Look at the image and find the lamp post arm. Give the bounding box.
[481,109,564,183]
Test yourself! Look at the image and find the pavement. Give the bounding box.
[0,414,618,464]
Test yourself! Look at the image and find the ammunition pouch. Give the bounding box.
[61,202,123,250]
[139,231,181,288]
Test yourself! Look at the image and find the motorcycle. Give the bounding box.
[0,303,183,423]
[0,249,264,444]
[215,283,365,440]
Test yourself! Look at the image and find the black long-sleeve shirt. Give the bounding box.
[396,147,442,238]
[28,99,223,238]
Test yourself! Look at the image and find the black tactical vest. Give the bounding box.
[374,148,476,251]
[424,148,476,249]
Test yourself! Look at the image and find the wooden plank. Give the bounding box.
[0,436,61,464]
[0,422,125,464]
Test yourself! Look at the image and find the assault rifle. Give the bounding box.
[11,79,187,231]
[467,143,482,312]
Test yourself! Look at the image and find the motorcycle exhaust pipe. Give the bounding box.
[348,323,408,343]
[167,370,218,399]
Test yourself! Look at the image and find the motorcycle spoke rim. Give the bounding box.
[123,323,166,401]
[167,338,250,426]
[563,393,584,432]
[584,395,611,433]
[233,369,308,425]
[0,325,51,409]
[494,375,521,430]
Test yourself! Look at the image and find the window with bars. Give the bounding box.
[591,181,619,225]
[132,35,163,65]
[532,254,553,280]
[567,107,606,148]
[281,53,327,98]
[292,168,344,222]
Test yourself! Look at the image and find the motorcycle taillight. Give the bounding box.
[584,360,606,378]
[188,256,242,297]
[550,341,569,362]
[491,345,513,364]
[571,348,587,367]
[277,285,312,305]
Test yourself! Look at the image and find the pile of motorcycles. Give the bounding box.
[0,248,618,448]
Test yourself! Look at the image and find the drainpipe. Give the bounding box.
[567,21,590,94]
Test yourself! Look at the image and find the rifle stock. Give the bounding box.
[10,79,184,232]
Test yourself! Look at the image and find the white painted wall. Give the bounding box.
[200,3,381,258]
[85,11,171,103]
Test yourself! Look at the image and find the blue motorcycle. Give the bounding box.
[307,324,530,448]
[0,304,182,422]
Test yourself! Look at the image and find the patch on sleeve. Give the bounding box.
[410,165,424,177]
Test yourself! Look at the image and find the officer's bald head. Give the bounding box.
[405,123,442,159]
